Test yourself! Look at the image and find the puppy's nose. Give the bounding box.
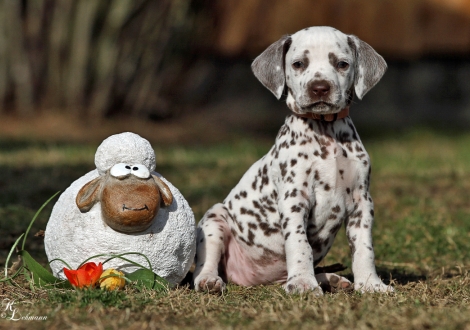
[311,81,330,97]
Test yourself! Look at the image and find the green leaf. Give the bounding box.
[126,269,169,291]
[19,250,72,289]
[77,252,153,272]
[0,266,24,283]
[101,252,153,272]
[4,233,24,278]
[48,258,72,270]
[22,191,60,250]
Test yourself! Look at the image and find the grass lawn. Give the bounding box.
[1,127,470,329]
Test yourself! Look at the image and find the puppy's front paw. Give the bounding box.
[194,274,226,293]
[285,276,323,295]
[354,277,394,293]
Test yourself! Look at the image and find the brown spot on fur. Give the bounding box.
[254,248,286,267]
[259,222,280,236]
[280,162,288,177]
[291,205,302,213]
[328,52,339,68]
[297,50,310,73]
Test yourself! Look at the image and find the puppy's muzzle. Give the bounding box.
[307,80,332,101]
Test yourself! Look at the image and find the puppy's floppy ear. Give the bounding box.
[76,177,103,212]
[347,35,387,100]
[251,34,292,99]
[151,174,173,207]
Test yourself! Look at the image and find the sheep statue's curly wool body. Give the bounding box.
[44,132,196,286]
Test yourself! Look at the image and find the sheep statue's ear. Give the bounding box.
[151,174,173,207]
[76,177,104,212]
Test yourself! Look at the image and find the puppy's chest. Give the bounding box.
[311,137,368,193]
[278,120,368,180]
[275,118,370,213]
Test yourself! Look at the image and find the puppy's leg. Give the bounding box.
[193,203,229,293]
[279,197,323,295]
[346,192,393,292]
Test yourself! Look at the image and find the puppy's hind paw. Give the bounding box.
[194,274,226,294]
[317,273,353,293]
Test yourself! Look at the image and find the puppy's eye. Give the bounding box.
[337,61,349,69]
[131,164,150,179]
[292,61,304,69]
[110,163,132,177]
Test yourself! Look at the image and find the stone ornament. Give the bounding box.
[45,132,196,286]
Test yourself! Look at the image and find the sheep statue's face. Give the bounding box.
[75,163,173,233]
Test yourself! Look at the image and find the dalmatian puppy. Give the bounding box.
[194,26,392,294]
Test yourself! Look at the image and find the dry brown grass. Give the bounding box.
[2,270,470,330]
[1,119,470,329]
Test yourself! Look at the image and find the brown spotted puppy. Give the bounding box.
[194,26,392,294]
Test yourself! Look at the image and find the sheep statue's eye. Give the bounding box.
[130,164,150,179]
[110,163,132,177]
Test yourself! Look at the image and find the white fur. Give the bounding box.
[194,27,391,294]
[45,133,196,286]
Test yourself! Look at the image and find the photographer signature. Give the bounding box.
[1,298,47,321]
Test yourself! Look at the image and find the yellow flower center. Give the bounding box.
[99,269,126,290]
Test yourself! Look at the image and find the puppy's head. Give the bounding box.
[252,26,387,115]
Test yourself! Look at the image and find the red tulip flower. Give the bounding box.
[63,262,103,288]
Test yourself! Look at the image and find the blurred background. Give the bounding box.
[1,0,470,280]
[0,0,469,142]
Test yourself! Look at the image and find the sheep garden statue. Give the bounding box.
[44,132,196,286]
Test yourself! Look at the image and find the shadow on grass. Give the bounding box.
[377,267,427,285]
[0,138,89,152]
[0,163,94,268]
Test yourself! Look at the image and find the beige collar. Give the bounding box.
[294,107,350,122]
